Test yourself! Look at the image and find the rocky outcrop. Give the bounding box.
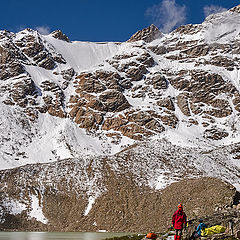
[204,56,235,71]
[150,73,168,89]
[182,44,209,57]
[177,94,191,116]
[148,45,168,55]
[0,44,25,80]
[40,80,66,118]
[99,90,130,112]
[230,4,240,13]
[169,71,236,124]
[51,30,70,42]
[102,110,165,140]
[74,108,104,130]
[157,97,175,111]
[159,112,179,128]
[16,30,59,69]
[1,13,239,150]
[125,65,147,81]
[204,128,229,140]
[174,24,201,35]
[9,77,37,108]
[76,73,106,93]
[128,24,162,43]
[95,70,123,91]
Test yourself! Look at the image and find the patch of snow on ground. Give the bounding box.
[3,199,26,215]
[154,174,176,190]
[84,196,96,216]
[29,195,48,224]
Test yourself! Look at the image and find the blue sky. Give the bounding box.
[2,0,239,42]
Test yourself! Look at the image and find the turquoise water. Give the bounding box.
[0,232,131,240]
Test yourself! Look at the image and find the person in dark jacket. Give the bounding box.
[172,203,187,240]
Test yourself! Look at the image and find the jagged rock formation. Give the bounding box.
[128,24,163,43]
[51,30,70,42]
[1,4,240,232]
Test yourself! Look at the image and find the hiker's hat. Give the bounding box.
[178,203,183,209]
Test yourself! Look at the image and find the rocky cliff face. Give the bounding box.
[1,5,240,232]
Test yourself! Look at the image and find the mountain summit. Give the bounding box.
[1,5,240,232]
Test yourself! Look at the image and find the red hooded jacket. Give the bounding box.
[172,209,187,230]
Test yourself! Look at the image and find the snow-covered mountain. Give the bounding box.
[1,5,240,232]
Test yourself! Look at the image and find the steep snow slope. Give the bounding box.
[203,9,240,43]
[44,35,120,72]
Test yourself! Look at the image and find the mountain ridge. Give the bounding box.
[1,5,240,231]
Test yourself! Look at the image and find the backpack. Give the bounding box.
[146,232,157,239]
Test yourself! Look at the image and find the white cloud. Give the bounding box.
[35,26,51,35]
[203,5,227,17]
[145,0,186,33]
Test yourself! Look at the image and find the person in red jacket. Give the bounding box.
[172,203,187,240]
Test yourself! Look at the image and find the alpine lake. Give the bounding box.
[0,231,136,240]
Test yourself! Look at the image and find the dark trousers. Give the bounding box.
[176,229,183,236]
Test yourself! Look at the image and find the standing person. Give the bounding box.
[229,219,234,235]
[172,203,187,240]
